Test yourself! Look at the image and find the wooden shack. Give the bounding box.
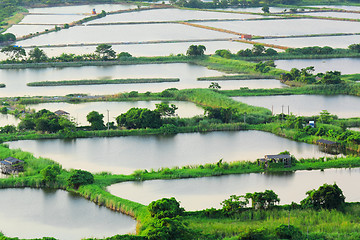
[54,110,70,116]
[316,139,340,154]
[259,154,292,168]
[241,34,252,40]
[0,157,24,174]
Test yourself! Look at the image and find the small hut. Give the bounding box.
[0,157,24,174]
[316,139,340,154]
[54,110,69,116]
[259,154,292,168]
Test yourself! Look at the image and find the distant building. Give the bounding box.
[308,121,315,128]
[0,157,24,174]
[241,34,252,40]
[54,110,70,116]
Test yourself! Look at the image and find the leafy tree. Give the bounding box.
[252,44,265,56]
[28,47,48,62]
[86,111,105,130]
[319,110,332,124]
[186,45,206,56]
[95,44,116,60]
[348,43,360,53]
[146,217,193,240]
[1,45,26,60]
[215,49,232,58]
[148,197,184,219]
[245,190,280,210]
[318,71,342,84]
[237,48,252,57]
[262,5,270,13]
[205,107,237,123]
[67,169,94,189]
[116,108,162,129]
[155,103,178,117]
[209,82,221,90]
[41,165,61,183]
[221,195,249,215]
[265,48,277,56]
[0,125,16,133]
[117,52,132,58]
[301,183,345,210]
[2,33,16,42]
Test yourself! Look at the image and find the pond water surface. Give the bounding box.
[254,34,360,48]
[108,168,360,210]
[275,58,360,74]
[298,11,360,19]
[233,95,360,118]
[90,8,266,24]
[7,130,333,174]
[201,18,360,36]
[16,23,235,46]
[27,101,204,126]
[28,4,136,14]
[0,188,136,240]
[0,114,20,127]
[0,63,283,97]
[10,40,252,58]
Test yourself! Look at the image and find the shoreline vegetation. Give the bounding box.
[26,78,180,86]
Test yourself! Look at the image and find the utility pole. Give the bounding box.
[244,112,246,124]
[288,105,290,115]
[281,105,284,121]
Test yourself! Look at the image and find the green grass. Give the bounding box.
[185,203,360,239]
[197,74,274,81]
[27,78,180,87]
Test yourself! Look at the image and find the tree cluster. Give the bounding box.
[186,45,206,56]
[280,67,342,85]
[237,44,278,57]
[170,0,297,9]
[301,183,345,210]
[146,198,193,240]
[0,33,16,43]
[285,46,334,55]
[0,44,133,63]
[18,109,75,133]
[67,169,94,189]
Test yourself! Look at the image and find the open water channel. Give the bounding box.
[0,188,136,240]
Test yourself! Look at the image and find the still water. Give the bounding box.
[28,4,136,14]
[201,18,360,36]
[108,168,360,210]
[275,58,360,74]
[27,101,205,126]
[0,114,20,127]
[0,188,136,240]
[90,8,266,24]
[254,34,360,48]
[233,95,360,118]
[7,130,333,174]
[16,23,235,46]
[298,11,360,19]
[10,40,253,58]
[0,63,283,97]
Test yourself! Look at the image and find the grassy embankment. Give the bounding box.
[27,78,180,86]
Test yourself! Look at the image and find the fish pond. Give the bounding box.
[108,168,360,210]
[0,188,136,240]
[8,130,334,174]
[233,95,360,118]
